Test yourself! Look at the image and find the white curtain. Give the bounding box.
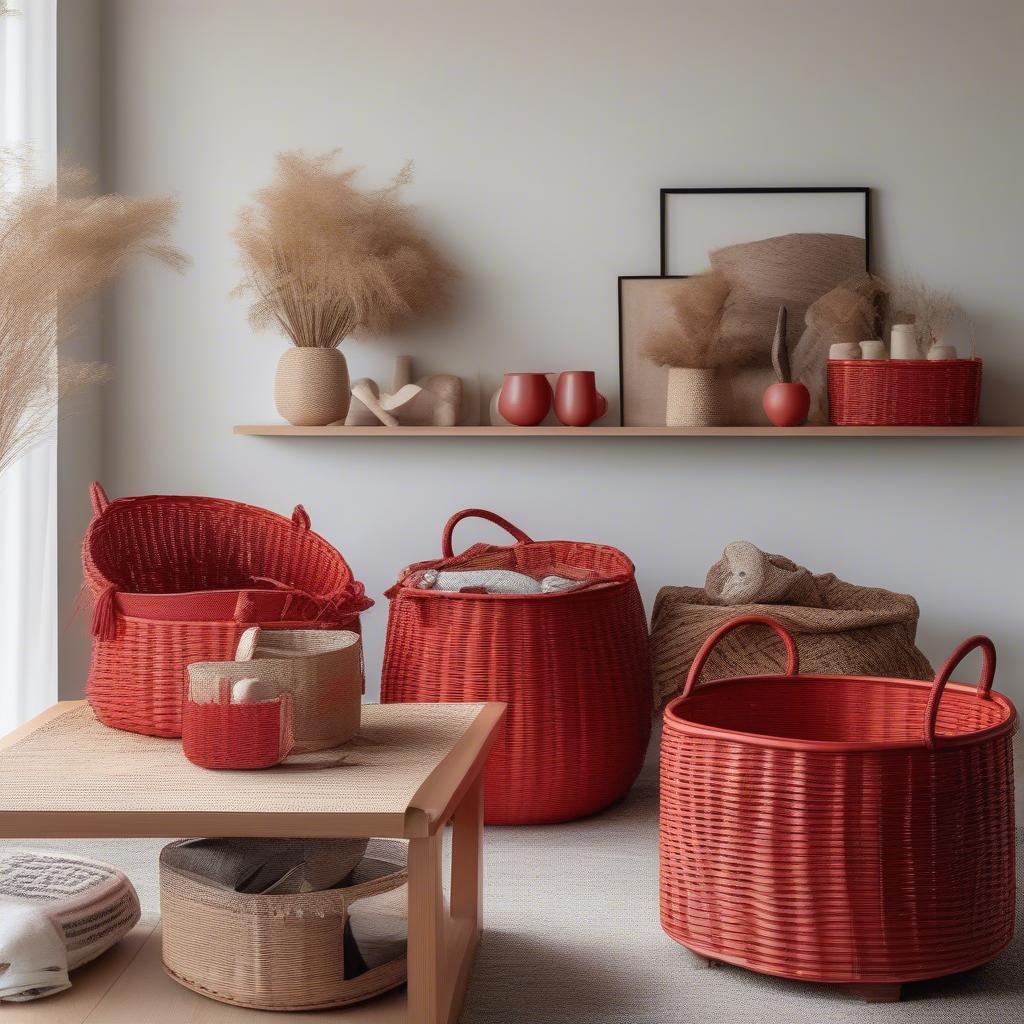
[0,0,58,734]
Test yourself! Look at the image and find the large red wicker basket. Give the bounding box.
[82,483,371,738]
[828,358,982,425]
[381,509,652,825]
[660,615,1017,996]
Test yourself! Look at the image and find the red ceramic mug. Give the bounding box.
[554,371,607,427]
[498,372,552,426]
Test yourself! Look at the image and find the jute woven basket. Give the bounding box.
[187,627,363,753]
[160,839,407,1011]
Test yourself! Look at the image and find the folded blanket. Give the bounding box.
[415,569,580,595]
[0,904,70,1003]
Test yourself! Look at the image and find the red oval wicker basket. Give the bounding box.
[82,483,371,738]
[381,508,652,825]
[660,615,1017,990]
[827,358,982,425]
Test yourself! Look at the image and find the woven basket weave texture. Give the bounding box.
[82,483,370,737]
[660,615,1017,985]
[381,508,652,825]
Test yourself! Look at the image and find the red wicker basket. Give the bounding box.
[182,681,294,770]
[82,482,371,738]
[381,508,652,825]
[827,358,982,425]
[660,615,1017,993]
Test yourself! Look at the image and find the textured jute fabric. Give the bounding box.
[188,627,363,752]
[0,703,483,818]
[651,553,933,710]
[274,347,351,426]
[665,367,722,426]
[160,838,407,1010]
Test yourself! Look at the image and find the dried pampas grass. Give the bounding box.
[232,151,457,348]
[888,276,961,354]
[0,155,187,475]
[643,271,730,369]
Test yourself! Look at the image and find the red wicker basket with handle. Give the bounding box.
[182,681,294,770]
[82,482,371,738]
[660,615,1017,991]
[381,508,652,825]
[827,358,982,425]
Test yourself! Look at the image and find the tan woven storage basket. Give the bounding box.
[160,839,407,1011]
[187,627,363,753]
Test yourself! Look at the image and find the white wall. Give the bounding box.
[79,0,1024,704]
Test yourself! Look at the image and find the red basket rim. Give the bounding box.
[828,357,983,366]
[664,673,1018,753]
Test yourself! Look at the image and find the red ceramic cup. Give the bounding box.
[498,372,552,426]
[554,371,606,427]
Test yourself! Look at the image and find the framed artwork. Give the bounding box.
[618,275,685,426]
[660,187,871,275]
[621,187,872,426]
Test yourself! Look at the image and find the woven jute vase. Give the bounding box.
[665,367,723,426]
[274,347,350,426]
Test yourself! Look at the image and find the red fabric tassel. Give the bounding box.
[91,585,118,640]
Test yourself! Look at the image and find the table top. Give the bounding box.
[0,701,505,839]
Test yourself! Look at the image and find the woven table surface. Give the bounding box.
[0,701,494,839]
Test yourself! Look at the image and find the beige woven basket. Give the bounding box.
[160,838,407,1011]
[187,627,363,753]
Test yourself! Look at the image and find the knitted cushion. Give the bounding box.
[0,849,141,1002]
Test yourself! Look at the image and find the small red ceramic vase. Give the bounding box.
[554,371,607,427]
[498,372,552,426]
[763,382,811,427]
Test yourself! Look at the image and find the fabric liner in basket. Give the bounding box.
[0,849,141,1003]
[382,508,652,825]
[160,838,408,1011]
[82,482,371,737]
[187,627,363,754]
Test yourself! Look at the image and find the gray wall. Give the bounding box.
[63,0,1024,704]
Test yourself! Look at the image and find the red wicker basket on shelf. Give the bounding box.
[827,358,982,425]
[182,682,294,770]
[381,509,652,825]
[82,482,371,738]
[660,615,1017,992]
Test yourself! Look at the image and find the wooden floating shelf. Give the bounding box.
[235,424,1024,438]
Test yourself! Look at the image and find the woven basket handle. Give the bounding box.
[291,505,311,530]
[681,614,799,699]
[923,635,996,750]
[89,481,110,516]
[442,509,533,558]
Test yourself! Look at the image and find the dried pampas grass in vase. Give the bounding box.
[642,271,730,426]
[0,155,187,478]
[232,151,458,426]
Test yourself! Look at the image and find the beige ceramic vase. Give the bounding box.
[665,367,723,426]
[274,347,350,426]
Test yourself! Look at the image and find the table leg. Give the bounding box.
[407,773,484,1024]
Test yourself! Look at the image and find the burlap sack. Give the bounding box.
[651,556,933,710]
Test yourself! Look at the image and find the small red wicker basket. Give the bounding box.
[660,615,1017,995]
[381,508,652,825]
[181,681,294,770]
[828,358,982,425]
[82,483,371,738]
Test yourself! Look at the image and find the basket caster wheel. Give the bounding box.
[849,983,901,1003]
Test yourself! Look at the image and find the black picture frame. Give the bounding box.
[659,186,872,276]
[618,274,684,427]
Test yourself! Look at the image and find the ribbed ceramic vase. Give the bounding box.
[274,348,350,426]
[665,367,722,426]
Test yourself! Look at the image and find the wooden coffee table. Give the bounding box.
[0,700,506,1024]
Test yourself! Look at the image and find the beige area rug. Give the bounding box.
[8,738,1022,1023]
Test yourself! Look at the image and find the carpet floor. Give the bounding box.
[9,741,1022,1023]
